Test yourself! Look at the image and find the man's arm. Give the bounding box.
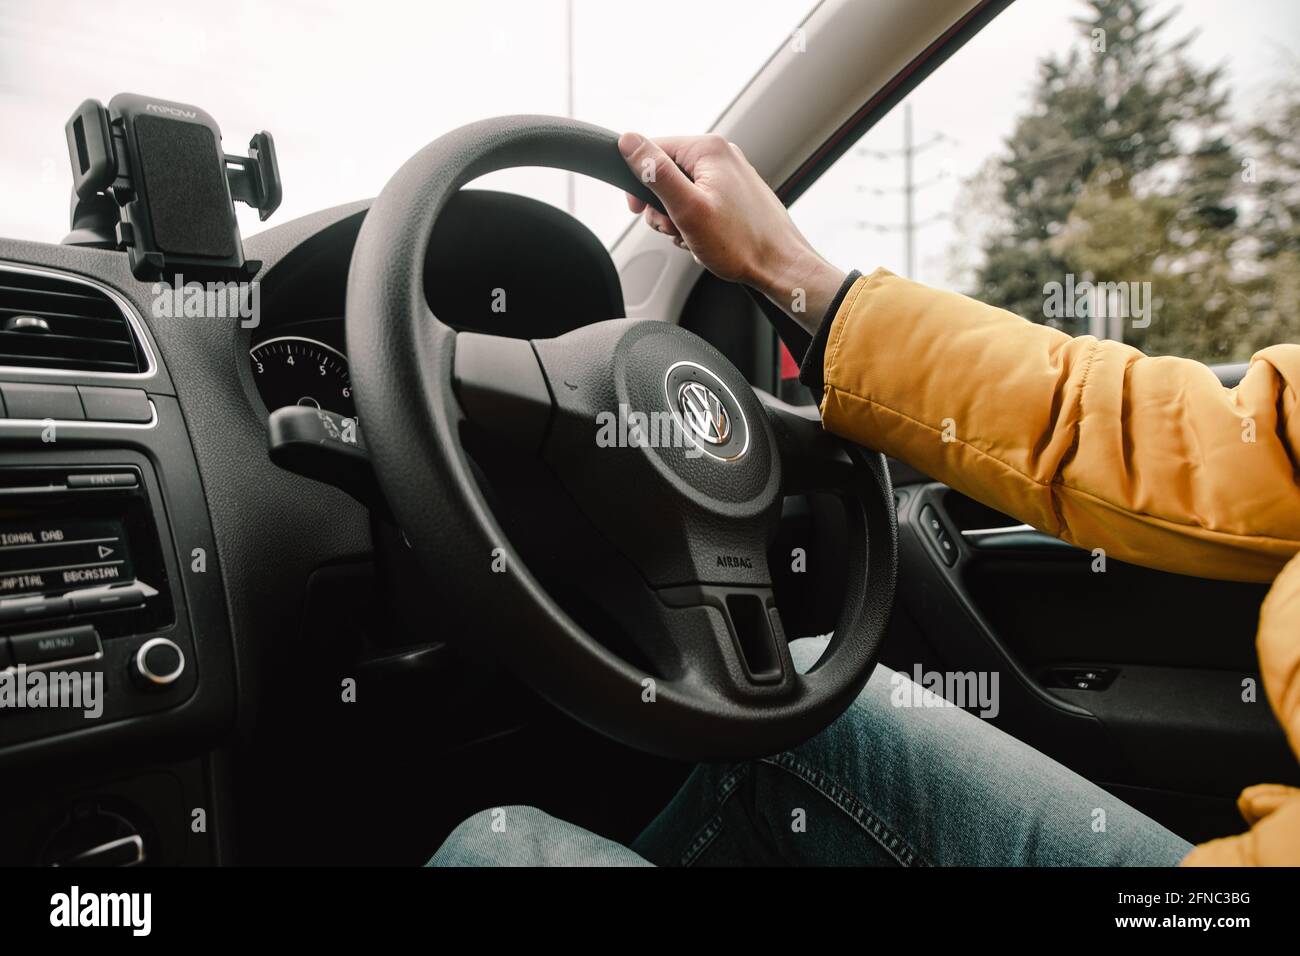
[815,268,1300,583]
[618,132,1300,583]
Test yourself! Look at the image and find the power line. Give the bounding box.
[856,172,950,195]
[852,103,955,278]
[853,212,950,233]
[854,131,956,160]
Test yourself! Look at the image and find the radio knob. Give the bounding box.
[131,637,185,688]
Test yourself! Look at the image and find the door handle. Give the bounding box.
[960,525,1078,552]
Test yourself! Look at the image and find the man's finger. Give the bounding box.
[618,132,699,214]
[626,193,647,214]
[643,206,681,238]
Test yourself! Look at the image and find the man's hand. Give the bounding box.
[617,132,846,333]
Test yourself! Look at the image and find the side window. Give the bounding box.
[790,0,1299,365]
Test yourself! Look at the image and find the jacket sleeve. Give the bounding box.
[817,268,1300,583]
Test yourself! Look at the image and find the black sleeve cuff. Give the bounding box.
[798,269,862,396]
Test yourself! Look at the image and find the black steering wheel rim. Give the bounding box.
[345,115,896,759]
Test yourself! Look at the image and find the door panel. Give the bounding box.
[888,460,1297,843]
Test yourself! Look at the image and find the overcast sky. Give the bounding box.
[1,0,1295,292]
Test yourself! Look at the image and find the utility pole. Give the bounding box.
[903,102,914,279]
[851,103,950,282]
[565,0,576,215]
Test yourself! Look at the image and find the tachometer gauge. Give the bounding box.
[249,336,356,419]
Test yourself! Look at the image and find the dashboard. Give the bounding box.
[0,180,632,864]
[244,189,624,423]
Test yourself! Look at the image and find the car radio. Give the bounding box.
[0,461,190,748]
[0,465,174,640]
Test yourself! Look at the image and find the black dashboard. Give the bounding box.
[0,187,626,865]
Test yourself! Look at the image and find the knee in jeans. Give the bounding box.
[791,664,915,759]
[787,644,908,743]
[845,664,908,729]
[429,804,544,866]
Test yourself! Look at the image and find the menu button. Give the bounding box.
[9,625,101,666]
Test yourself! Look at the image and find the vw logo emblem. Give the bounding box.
[677,380,731,445]
[664,361,749,462]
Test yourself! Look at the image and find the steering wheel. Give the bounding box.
[345,116,896,760]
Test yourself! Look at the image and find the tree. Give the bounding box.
[1236,78,1300,355]
[965,0,1296,362]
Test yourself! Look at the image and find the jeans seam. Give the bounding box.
[679,815,724,867]
[676,763,748,867]
[761,752,930,867]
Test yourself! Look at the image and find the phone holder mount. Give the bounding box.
[62,93,281,282]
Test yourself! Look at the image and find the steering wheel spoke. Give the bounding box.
[452,330,553,452]
[657,581,796,691]
[758,389,856,493]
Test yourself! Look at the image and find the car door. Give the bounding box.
[774,0,1300,843]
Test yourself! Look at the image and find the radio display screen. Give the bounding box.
[0,519,136,598]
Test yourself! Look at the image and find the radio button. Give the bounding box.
[69,581,150,613]
[132,637,184,687]
[0,383,85,421]
[76,386,152,424]
[66,472,138,489]
[10,625,101,666]
[0,594,70,623]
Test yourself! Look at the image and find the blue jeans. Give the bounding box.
[430,636,1192,866]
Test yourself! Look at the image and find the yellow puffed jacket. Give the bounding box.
[817,268,1300,866]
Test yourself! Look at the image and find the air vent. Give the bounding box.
[0,265,146,374]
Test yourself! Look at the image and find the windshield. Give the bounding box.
[0,0,808,245]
